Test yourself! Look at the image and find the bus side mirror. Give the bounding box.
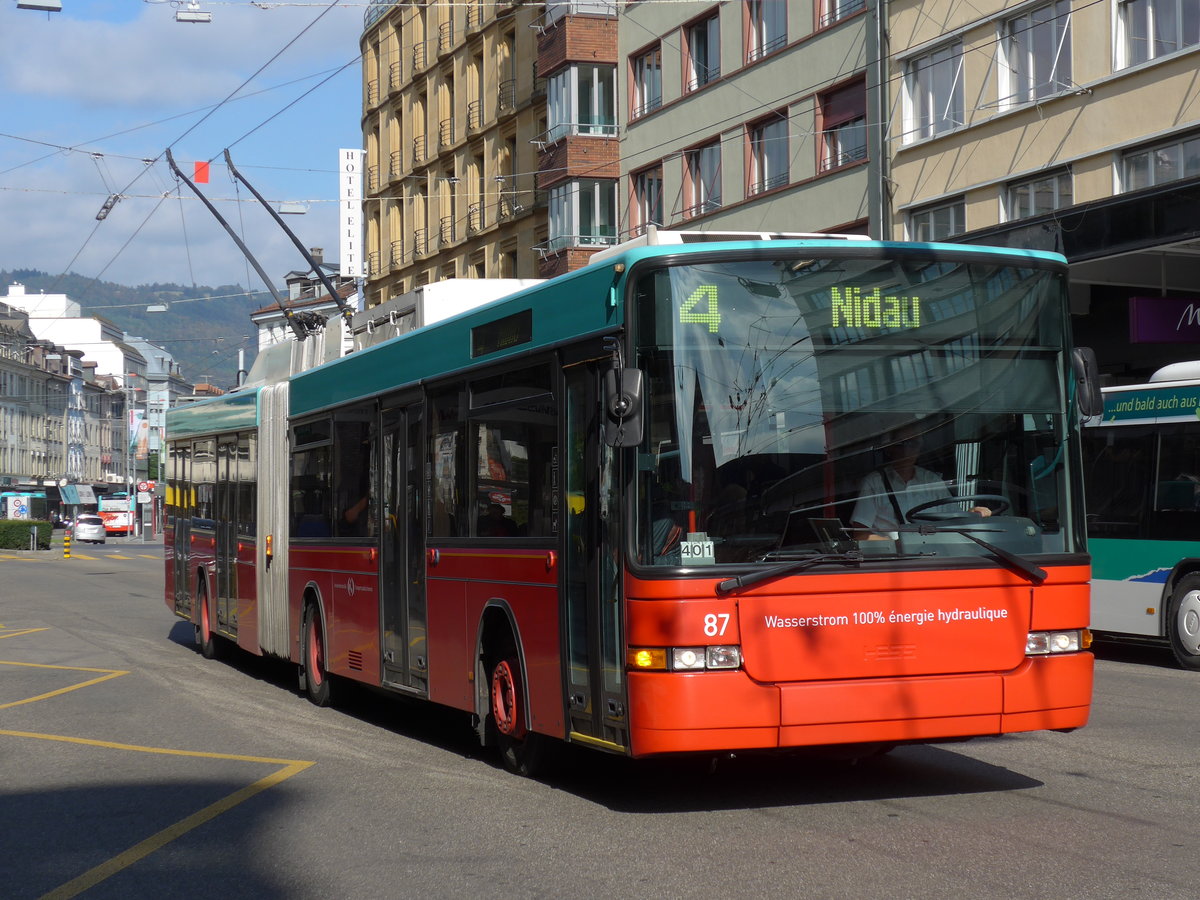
[1072,347,1103,419]
[603,367,644,447]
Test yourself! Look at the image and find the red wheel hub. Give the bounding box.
[491,659,525,739]
[308,618,324,686]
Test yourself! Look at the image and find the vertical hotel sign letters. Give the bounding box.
[339,148,365,279]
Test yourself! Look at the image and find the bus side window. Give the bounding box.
[1084,429,1154,537]
[429,389,467,539]
[1151,427,1200,539]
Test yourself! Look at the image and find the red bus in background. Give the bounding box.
[165,232,1096,775]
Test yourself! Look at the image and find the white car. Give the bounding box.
[72,514,106,544]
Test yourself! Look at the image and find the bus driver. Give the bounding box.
[851,423,992,539]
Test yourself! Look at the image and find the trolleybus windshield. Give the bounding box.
[632,252,1082,568]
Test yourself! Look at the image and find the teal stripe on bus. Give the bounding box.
[290,262,620,418]
[167,387,260,438]
[1090,537,1200,583]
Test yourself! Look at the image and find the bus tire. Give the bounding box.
[196,582,220,660]
[489,654,546,777]
[1167,574,1200,671]
[303,604,334,707]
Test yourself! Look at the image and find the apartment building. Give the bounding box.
[619,0,882,239]
[886,0,1200,381]
[534,2,620,276]
[361,0,554,306]
[0,297,125,503]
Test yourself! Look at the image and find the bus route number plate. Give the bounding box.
[681,533,715,565]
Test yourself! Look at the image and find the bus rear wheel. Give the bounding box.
[490,655,545,777]
[196,582,220,660]
[303,604,334,707]
[1167,574,1200,671]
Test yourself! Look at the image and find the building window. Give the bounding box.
[632,165,664,235]
[685,13,720,91]
[908,199,965,241]
[1003,1,1072,105]
[819,79,867,171]
[684,142,722,217]
[748,115,789,195]
[631,45,663,120]
[820,0,867,28]
[746,0,786,62]
[1119,0,1200,67]
[1122,132,1200,191]
[1007,169,1073,219]
[904,42,963,142]
[548,64,616,142]
[548,180,618,250]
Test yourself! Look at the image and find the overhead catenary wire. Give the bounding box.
[2,0,355,300]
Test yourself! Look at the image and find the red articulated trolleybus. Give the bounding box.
[165,231,1098,774]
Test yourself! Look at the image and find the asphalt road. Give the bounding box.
[1,542,1197,899]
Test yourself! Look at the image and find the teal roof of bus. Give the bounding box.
[166,387,259,439]
[287,238,1067,418]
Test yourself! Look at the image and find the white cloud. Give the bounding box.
[0,2,363,287]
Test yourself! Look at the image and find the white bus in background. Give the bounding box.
[99,494,135,536]
[1083,361,1200,671]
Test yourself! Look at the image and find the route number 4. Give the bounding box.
[679,285,721,333]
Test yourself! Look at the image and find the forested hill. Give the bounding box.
[1,269,265,389]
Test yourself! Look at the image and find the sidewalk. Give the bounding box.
[1,531,162,559]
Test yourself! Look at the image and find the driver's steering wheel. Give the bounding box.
[906,493,1010,522]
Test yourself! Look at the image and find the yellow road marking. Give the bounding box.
[0,628,50,640]
[0,730,314,900]
[108,554,134,559]
[3,630,316,900]
[0,660,128,710]
[136,554,160,559]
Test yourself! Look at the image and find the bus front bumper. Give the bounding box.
[626,652,1093,757]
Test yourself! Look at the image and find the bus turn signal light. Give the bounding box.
[628,648,667,670]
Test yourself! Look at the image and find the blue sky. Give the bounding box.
[0,0,365,289]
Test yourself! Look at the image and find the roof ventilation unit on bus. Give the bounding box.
[586,224,869,266]
[1149,360,1200,383]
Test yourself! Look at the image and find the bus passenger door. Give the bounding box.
[214,436,238,635]
[380,400,428,694]
[563,364,628,752]
[171,441,191,615]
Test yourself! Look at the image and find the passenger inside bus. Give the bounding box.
[477,502,519,537]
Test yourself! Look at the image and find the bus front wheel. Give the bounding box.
[490,655,545,777]
[1167,574,1200,671]
[303,604,334,707]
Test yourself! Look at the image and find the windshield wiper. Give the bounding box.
[716,551,862,595]
[906,524,1047,584]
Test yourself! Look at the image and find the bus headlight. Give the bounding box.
[1026,629,1084,655]
[706,645,742,669]
[672,648,706,670]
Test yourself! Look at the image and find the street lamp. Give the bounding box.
[125,374,145,538]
